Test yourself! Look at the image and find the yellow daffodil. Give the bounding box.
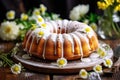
[103,58,113,68]
[105,0,114,6]
[11,63,21,74]
[6,10,15,20]
[114,4,120,12]
[117,0,120,3]
[97,47,107,58]
[79,69,88,79]
[33,9,40,16]
[38,31,44,36]
[57,58,67,67]
[40,4,47,15]
[97,1,108,10]
[21,13,28,20]
[93,65,103,73]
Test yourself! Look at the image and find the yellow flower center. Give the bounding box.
[41,23,47,28]
[96,65,102,71]
[7,12,14,18]
[101,51,106,57]
[81,71,87,76]
[106,60,111,65]
[58,59,65,65]
[13,66,19,72]
[40,7,46,13]
[38,17,43,22]
[35,11,40,15]
[5,26,11,33]
[38,31,44,36]
[22,14,28,20]
[85,27,91,33]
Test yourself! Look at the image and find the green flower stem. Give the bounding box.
[115,23,120,33]
[106,7,120,36]
[0,53,14,67]
[111,22,119,35]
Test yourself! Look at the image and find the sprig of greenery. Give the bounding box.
[0,43,20,67]
[0,53,14,67]
[79,13,100,23]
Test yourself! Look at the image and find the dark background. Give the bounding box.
[0,0,99,23]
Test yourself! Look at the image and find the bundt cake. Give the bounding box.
[22,20,99,60]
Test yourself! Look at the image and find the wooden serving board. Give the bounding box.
[13,41,113,74]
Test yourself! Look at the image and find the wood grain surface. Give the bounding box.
[0,39,120,80]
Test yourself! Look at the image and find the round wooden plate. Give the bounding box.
[13,41,113,74]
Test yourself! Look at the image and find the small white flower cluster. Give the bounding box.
[79,45,113,79]
[69,4,98,32]
[69,4,89,21]
[0,4,60,41]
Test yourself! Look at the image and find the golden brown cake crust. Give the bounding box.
[23,20,99,60]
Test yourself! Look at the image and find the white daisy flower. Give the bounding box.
[29,15,44,25]
[0,21,19,41]
[33,28,50,39]
[103,58,113,68]
[20,13,28,20]
[84,27,93,38]
[36,15,44,23]
[40,4,47,15]
[89,23,98,31]
[57,58,67,67]
[69,4,89,20]
[93,65,103,74]
[6,10,15,20]
[11,63,21,74]
[97,47,107,58]
[79,69,88,79]
[84,27,92,33]
[33,8,40,16]
[38,30,44,37]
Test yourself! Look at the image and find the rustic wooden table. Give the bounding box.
[0,39,120,80]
